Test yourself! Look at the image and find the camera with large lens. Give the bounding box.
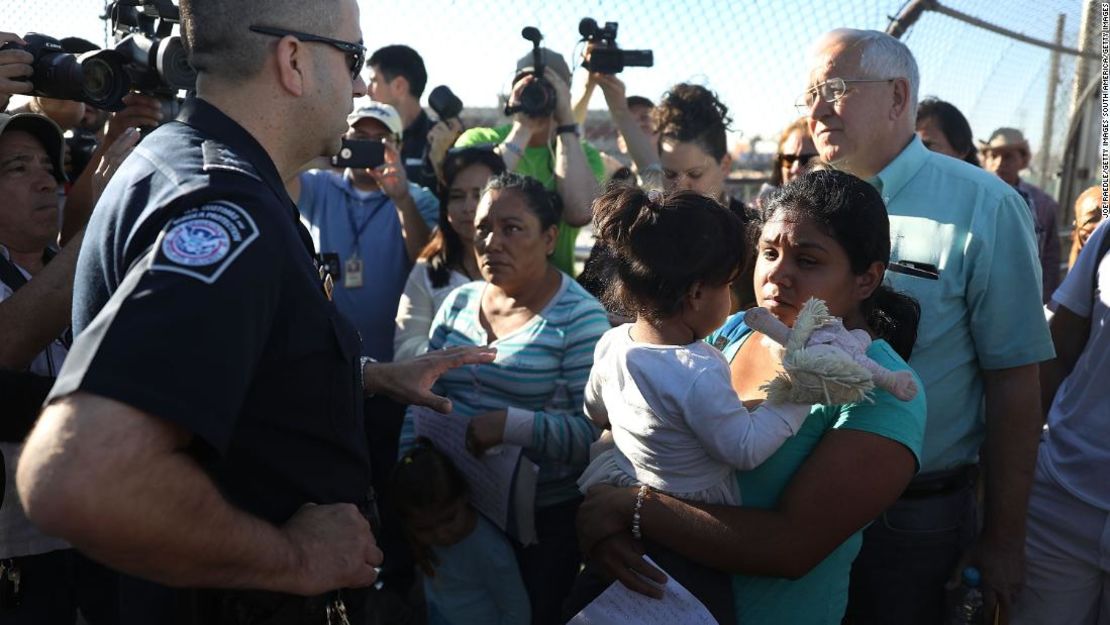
[504,27,557,119]
[108,0,196,121]
[0,34,131,110]
[0,1,195,117]
[578,18,653,75]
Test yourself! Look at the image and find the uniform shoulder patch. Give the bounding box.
[150,202,260,284]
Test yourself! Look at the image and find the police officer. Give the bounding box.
[14,1,493,623]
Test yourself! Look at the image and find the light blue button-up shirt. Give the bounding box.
[297,169,439,361]
[870,136,1053,472]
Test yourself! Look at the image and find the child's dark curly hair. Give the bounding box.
[592,187,746,321]
[390,439,470,577]
[652,83,732,161]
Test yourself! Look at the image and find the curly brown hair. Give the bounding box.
[651,83,731,162]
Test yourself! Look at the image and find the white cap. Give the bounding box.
[347,99,403,142]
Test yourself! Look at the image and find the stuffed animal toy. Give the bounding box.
[744,298,918,405]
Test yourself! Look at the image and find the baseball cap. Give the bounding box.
[978,127,1029,152]
[347,100,403,142]
[0,112,67,183]
[515,47,572,85]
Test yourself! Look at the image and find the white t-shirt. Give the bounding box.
[1042,221,1110,510]
[580,325,809,504]
[0,247,70,558]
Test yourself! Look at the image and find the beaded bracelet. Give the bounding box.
[632,484,650,540]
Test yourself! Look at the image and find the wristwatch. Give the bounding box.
[555,123,580,137]
[360,356,377,396]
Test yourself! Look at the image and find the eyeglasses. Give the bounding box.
[249,25,366,81]
[794,77,894,113]
[779,153,819,166]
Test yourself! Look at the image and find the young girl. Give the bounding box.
[577,187,812,507]
[391,441,529,625]
[572,188,814,625]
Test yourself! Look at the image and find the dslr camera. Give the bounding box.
[0,0,194,116]
[579,18,653,75]
[0,34,131,110]
[504,27,557,119]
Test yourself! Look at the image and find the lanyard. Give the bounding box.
[345,195,391,257]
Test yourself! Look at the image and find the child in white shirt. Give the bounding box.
[578,187,811,506]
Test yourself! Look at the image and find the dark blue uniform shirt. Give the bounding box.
[54,98,373,525]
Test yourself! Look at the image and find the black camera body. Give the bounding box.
[579,18,653,75]
[0,34,131,110]
[0,1,195,117]
[66,130,100,179]
[428,85,463,121]
[504,27,557,119]
[109,0,195,120]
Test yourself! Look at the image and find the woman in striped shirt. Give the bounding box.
[399,172,609,624]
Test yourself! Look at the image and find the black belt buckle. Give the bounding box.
[902,465,977,498]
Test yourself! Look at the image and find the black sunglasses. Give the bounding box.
[249,25,365,80]
[779,153,819,166]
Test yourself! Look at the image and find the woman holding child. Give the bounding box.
[573,169,928,624]
[399,171,610,625]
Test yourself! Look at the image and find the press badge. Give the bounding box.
[344,255,364,288]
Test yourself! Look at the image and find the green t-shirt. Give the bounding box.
[454,124,607,276]
[707,313,927,625]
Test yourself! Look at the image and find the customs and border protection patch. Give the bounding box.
[151,202,260,283]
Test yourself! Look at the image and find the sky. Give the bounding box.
[2,0,1089,159]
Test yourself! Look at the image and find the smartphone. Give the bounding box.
[332,139,385,169]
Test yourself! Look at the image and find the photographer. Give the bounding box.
[572,71,660,183]
[366,44,442,191]
[0,103,137,623]
[454,47,604,277]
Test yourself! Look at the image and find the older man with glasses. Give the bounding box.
[15,1,494,623]
[797,29,1052,625]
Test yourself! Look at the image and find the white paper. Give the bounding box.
[568,556,720,625]
[411,406,530,536]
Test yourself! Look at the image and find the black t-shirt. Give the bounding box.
[54,98,372,525]
[401,109,437,190]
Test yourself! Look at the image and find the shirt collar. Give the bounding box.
[869,135,930,201]
[405,109,432,137]
[177,97,288,202]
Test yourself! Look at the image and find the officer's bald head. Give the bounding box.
[180,0,342,81]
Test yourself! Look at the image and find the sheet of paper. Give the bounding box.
[411,406,526,534]
[568,556,720,625]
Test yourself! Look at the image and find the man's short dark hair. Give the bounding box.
[626,96,654,110]
[367,45,427,98]
[179,0,341,80]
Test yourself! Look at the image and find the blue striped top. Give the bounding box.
[400,275,610,507]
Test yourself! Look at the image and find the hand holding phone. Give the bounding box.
[332,138,386,169]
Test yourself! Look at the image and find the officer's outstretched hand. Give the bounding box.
[364,346,497,413]
[281,502,382,595]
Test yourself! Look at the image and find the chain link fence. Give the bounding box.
[2,0,1090,197]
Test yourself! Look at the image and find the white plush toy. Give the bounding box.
[744,298,918,405]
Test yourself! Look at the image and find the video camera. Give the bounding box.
[504,27,557,119]
[578,18,653,75]
[0,0,194,116]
